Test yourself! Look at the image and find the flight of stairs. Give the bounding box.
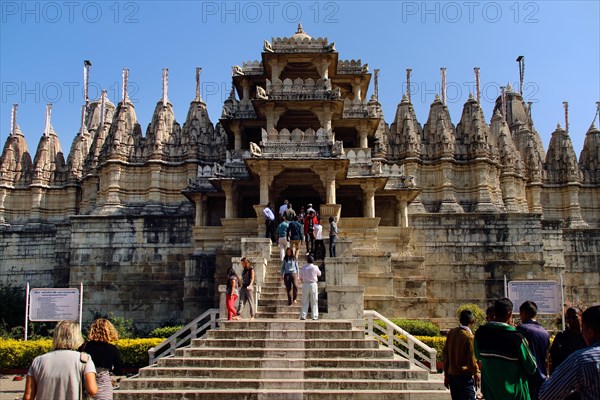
[114,247,449,399]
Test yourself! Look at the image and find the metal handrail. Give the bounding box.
[148,308,220,365]
[364,310,437,372]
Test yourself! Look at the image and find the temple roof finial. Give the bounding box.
[195,67,203,102]
[162,68,169,107]
[44,103,52,137]
[10,104,18,136]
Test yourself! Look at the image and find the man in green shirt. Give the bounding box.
[475,298,537,400]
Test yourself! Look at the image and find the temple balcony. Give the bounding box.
[337,59,369,75]
[263,78,341,101]
[342,98,379,119]
[252,127,343,158]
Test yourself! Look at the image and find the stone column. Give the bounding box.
[193,193,207,227]
[361,183,376,218]
[0,188,7,224]
[352,78,362,101]
[320,169,337,204]
[222,180,235,218]
[230,121,242,151]
[357,121,368,149]
[396,196,408,228]
[148,163,162,203]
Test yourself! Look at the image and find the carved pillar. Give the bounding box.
[396,196,409,228]
[316,105,333,133]
[264,105,282,132]
[105,163,122,206]
[319,169,337,204]
[315,60,330,80]
[258,164,271,205]
[271,60,283,82]
[361,183,376,218]
[352,78,362,101]
[222,180,235,219]
[230,121,242,151]
[357,120,368,148]
[0,188,7,224]
[241,79,250,102]
[193,193,207,227]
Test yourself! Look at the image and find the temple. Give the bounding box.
[1,26,599,329]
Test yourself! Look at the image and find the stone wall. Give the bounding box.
[69,213,194,330]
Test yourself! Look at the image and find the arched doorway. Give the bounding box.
[271,168,325,215]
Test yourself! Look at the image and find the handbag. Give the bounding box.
[79,352,93,400]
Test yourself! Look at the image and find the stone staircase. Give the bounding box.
[114,247,449,399]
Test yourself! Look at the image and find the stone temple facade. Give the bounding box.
[1,26,599,329]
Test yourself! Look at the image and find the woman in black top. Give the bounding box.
[84,318,123,399]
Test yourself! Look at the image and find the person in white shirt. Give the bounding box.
[263,202,276,244]
[299,255,321,320]
[278,200,289,219]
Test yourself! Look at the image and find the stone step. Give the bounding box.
[120,377,446,391]
[156,356,413,370]
[191,338,380,349]
[115,389,450,400]
[219,319,352,331]
[138,367,427,380]
[176,347,395,359]
[255,311,304,319]
[207,329,366,340]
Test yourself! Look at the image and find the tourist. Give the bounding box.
[263,202,276,244]
[313,217,325,260]
[538,305,600,400]
[276,218,290,261]
[443,309,480,400]
[23,320,98,400]
[516,301,550,400]
[549,307,586,373]
[474,298,537,400]
[83,318,123,400]
[236,257,256,319]
[288,217,304,259]
[329,216,339,258]
[306,203,315,215]
[485,305,495,322]
[299,255,321,320]
[284,202,296,222]
[280,248,299,306]
[297,206,305,222]
[304,210,318,254]
[225,267,241,320]
[278,199,289,220]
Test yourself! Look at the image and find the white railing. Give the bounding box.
[148,308,220,365]
[364,310,437,372]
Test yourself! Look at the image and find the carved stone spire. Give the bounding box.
[440,67,447,105]
[195,67,203,102]
[162,68,169,107]
[44,104,52,137]
[474,67,480,104]
[406,68,412,103]
[579,123,600,185]
[388,93,422,160]
[10,104,18,136]
[122,68,129,104]
[423,95,455,159]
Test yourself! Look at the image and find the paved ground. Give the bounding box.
[0,375,25,400]
[0,374,129,400]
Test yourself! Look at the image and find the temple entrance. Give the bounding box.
[271,168,325,216]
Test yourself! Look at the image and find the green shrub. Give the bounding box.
[416,335,446,362]
[375,319,441,337]
[148,325,184,339]
[455,303,486,330]
[0,338,163,370]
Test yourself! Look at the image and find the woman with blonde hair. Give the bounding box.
[24,320,98,399]
[83,318,123,399]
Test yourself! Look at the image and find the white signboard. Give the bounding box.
[29,288,80,322]
[507,280,560,314]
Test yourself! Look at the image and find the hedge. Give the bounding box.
[0,338,164,370]
[375,319,441,337]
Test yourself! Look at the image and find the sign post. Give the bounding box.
[25,287,83,340]
[507,280,560,314]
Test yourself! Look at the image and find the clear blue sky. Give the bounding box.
[1,1,599,157]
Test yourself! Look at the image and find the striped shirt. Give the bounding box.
[539,341,600,400]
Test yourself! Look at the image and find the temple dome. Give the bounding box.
[291,23,311,41]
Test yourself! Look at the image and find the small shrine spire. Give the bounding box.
[440,67,447,105]
[297,23,304,34]
[406,68,412,103]
[527,101,533,122]
[474,67,481,103]
[44,103,52,136]
[195,67,202,101]
[100,90,107,124]
[516,56,525,96]
[373,68,380,100]
[500,86,507,120]
[563,101,569,134]
[122,68,129,104]
[10,104,18,136]
[162,68,169,107]
[83,60,92,108]
[591,101,600,129]
[79,105,86,133]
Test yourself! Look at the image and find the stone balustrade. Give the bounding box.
[264,78,340,101]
